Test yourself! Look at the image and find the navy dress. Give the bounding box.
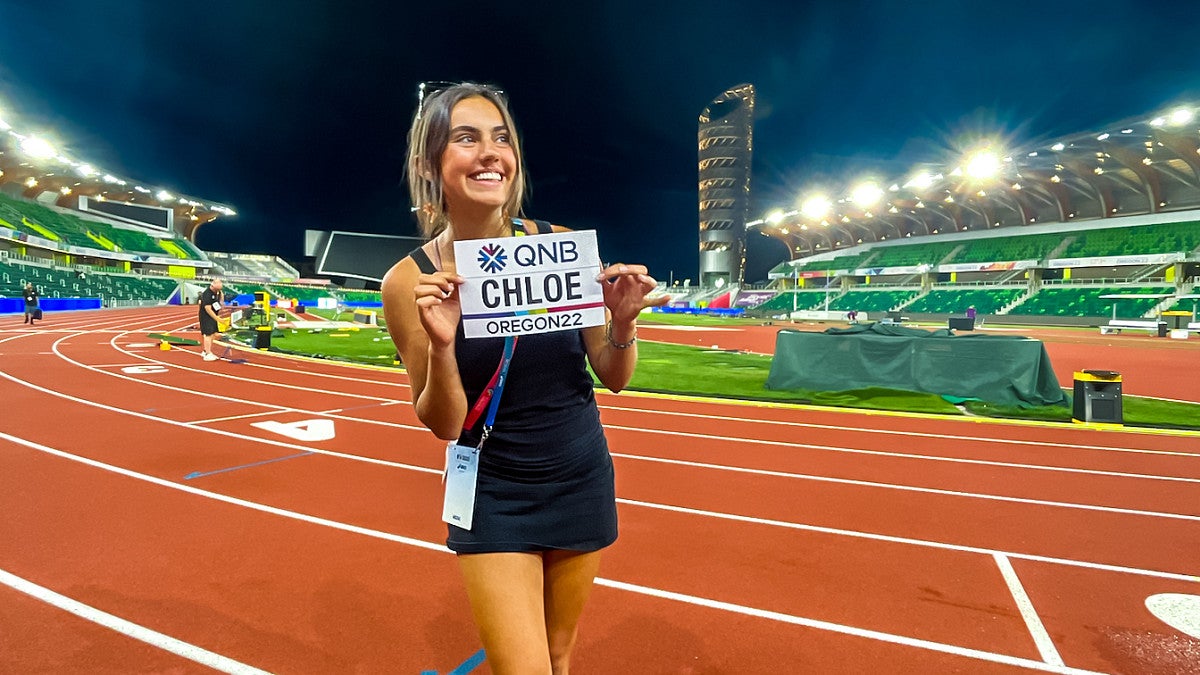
[408,220,619,554]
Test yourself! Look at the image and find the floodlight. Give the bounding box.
[904,172,936,189]
[800,195,831,219]
[59,186,71,195]
[76,164,96,177]
[1097,133,1110,141]
[19,136,55,159]
[134,185,150,193]
[765,209,785,225]
[1051,142,1065,151]
[156,190,174,201]
[1168,107,1194,126]
[964,149,1001,179]
[850,182,883,207]
[1150,117,1166,127]
[23,177,37,188]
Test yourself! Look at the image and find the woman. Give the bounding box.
[382,83,665,674]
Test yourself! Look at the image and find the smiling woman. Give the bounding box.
[379,82,666,674]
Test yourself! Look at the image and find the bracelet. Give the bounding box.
[606,322,637,349]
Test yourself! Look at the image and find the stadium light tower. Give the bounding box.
[19,136,55,159]
[801,194,832,220]
[698,83,755,288]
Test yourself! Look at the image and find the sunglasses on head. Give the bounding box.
[416,81,505,118]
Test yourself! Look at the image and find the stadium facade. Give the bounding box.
[698,83,755,287]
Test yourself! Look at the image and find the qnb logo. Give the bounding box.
[477,243,508,273]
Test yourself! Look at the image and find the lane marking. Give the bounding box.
[611,452,1200,522]
[0,357,440,476]
[594,577,1102,674]
[60,333,1200,520]
[0,567,270,675]
[120,365,170,374]
[607,427,1200,486]
[9,329,1200,547]
[107,334,398,403]
[0,431,1105,674]
[619,498,1200,584]
[1145,593,1200,640]
[994,553,1064,666]
[602,404,1200,459]
[188,410,280,425]
[250,419,335,443]
[185,452,315,480]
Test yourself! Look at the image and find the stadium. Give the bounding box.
[2,79,1199,675]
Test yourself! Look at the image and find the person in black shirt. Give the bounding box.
[197,278,224,361]
[22,283,39,325]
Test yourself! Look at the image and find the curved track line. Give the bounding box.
[37,329,1200,521]
[0,430,1106,675]
[0,568,269,675]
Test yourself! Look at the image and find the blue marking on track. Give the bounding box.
[422,648,486,675]
[448,649,486,674]
[183,451,313,480]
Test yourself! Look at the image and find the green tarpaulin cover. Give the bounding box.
[765,323,1067,408]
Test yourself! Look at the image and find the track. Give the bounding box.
[2,307,1198,674]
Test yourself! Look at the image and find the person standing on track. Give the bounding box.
[22,283,40,325]
[197,278,224,362]
[382,82,666,675]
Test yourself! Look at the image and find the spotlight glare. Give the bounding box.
[800,195,831,220]
[19,136,55,159]
[964,149,1001,179]
[1169,108,1194,126]
[850,182,884,207]
[765,209,785,225]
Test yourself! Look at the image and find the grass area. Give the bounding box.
[228,325,399,366]
[638,311,772,327]
[965,394,1200,430]
[227,321,1200,431]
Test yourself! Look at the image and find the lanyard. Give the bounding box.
[461,335,517,449]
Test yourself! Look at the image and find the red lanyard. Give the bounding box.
[461,336,518,437]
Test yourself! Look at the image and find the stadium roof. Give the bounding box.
[0,101,235,241]
[750,104,1200,258]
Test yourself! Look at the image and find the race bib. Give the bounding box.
[442,443,480,530]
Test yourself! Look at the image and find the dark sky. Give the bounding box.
[2,1,1199,282]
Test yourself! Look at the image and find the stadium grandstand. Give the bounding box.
[0,99,368,314]
[703,103,1200,331]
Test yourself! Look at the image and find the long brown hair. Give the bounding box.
[406,83,527,239]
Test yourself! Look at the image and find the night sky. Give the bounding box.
[2,1,1199,282]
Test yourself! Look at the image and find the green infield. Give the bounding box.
[226,323,1200,431]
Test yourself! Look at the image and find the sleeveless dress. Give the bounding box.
[408,219,619,553]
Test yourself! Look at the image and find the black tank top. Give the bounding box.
[407,219,603,457]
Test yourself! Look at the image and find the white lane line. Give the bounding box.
[37,332,1200,523]
[0,352,439,476]
[0,568,270,675]
[993,553,1065,667]
[607,425,1200,486]
[0,430,1103,675]
[48,333,418,432]
[602,403,1200,459]
[619,498,1200,584]
[103,325,1200,489]
[187,410,282,425]
[594,578,1100,674]
[106,334,397,404]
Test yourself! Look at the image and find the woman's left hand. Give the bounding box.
[595,263,670,324]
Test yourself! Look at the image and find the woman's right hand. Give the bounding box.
[413,272,464,349]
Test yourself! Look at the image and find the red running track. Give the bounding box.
[1,307,1198,674]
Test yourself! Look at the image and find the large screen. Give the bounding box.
[78,196,172,230]
[317,231,424,281]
